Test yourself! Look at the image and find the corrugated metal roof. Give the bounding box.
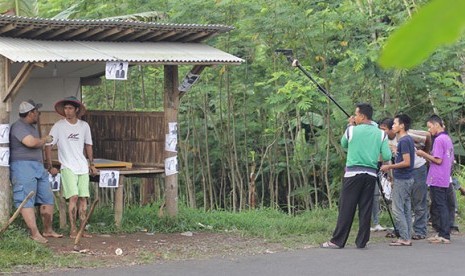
[0,37,244,65]
[0,15,234,43]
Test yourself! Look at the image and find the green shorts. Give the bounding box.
[61,168,90,199]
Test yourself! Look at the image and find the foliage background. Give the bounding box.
[17,0,465,212]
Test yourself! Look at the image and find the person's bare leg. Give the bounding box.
[40,205,63,238]
[68,195,79,238]
[21,208,48,243]
[78,197,92,237]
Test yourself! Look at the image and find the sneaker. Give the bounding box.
[370,224,386,232]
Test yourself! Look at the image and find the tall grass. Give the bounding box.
[88,203,338,245]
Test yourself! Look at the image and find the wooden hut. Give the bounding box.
[0,15,243,225]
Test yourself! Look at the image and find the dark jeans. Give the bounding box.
[430,183,455,232]
[331,173,376,248]
[429,186,451,240]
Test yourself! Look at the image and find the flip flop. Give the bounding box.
[389,240,412,246]
[429,237,451,244]
[320,241,341,249]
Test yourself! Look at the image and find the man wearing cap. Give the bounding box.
[10,100,62,243]
[45,96,97,238]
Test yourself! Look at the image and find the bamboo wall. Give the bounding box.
[84,110,164,167]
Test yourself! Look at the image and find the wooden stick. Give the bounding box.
[74,198,99,246]
[0,191,35,236]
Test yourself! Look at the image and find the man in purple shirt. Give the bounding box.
[416,114,454,244]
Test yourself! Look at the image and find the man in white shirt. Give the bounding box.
[45,96,98,238]
[408,129,431,240]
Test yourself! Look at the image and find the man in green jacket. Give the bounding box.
[321,103,392,249]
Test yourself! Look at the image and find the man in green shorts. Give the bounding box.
[45,96,98,238]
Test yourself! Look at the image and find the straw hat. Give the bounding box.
[54,96,87,117]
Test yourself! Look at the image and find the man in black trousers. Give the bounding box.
[321,103,392,249]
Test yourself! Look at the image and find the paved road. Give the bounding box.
[46,236,463,276]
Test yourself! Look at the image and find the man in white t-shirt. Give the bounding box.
[45,96,98,238]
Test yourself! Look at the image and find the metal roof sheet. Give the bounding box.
[0,37,243,65]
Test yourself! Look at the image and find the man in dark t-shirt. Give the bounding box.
[9,100,62,243]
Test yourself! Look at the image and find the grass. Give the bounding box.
[2,192,465,272]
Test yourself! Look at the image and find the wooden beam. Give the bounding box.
[114,175,124,227]
[41,26,70,40]
[91,28,121,40]
[74,27,105,40]
[2,63,35,103]
[0,23,15,35]
[154,30,177,42]
[164,65,179,217]
[0,56,11,224]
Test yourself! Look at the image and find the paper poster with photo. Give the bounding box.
[178,72,200,92]
[105,61,128,80]
[165,156,178,176]
[169,122,178,135]
[99,170,120,188]
[0,147,9,167]
[49,173,61,192]
[165,133,177,152]
[0,124,9,143]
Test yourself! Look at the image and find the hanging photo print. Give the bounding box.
[178,72,200,92]
[105,61,128,80]
[49,173,61,191]
[0,147,9,166]
[0,124,9,143]
[165,156,178,176]
[99,170,120,188]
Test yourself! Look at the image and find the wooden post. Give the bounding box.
[141,178,155,205]
[164,65,179,217]
[0,56,10,224]
[114,175,124,227]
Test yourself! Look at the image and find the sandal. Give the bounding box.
[412,234,425,240]
[428,237,451,244]
[385,231,397,238]
[389,240,412,246]
[320,241,341,249]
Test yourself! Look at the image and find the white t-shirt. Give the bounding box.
[49,119,93,174]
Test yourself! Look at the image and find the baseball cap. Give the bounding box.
[19,99,42,114]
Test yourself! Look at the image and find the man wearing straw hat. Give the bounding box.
[45,96,98,238]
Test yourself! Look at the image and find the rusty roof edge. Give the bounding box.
[0,15,235,33]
